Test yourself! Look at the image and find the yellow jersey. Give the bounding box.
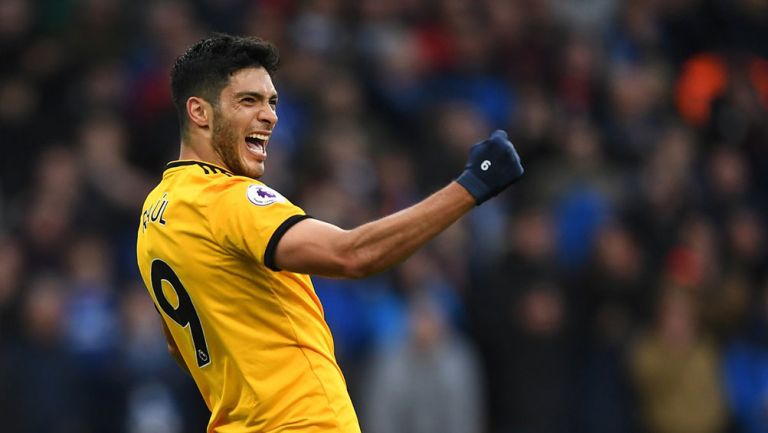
[136,160,360,433]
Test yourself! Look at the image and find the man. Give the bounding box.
[136,33,523,433]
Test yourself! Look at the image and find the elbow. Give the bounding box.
[329,229,380,279]
[166,340,183,361]
[167,343,179,358]
[337,250,377,279]
[338,258,371,279]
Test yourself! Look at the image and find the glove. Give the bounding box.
[456,130,524,205]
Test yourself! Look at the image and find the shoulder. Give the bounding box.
[166,160,286,206]
[206,176,289,208]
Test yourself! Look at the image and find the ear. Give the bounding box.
[186,96,212,129]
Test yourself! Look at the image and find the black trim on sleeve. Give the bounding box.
[264,214,313,272]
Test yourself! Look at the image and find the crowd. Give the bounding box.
[1,0,767,432]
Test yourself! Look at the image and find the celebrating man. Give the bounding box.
[136,33,523,432]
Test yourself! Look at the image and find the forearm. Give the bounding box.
[273,129,523,278]
[341,181,474,277]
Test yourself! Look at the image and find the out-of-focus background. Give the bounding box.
[1,0,767,432]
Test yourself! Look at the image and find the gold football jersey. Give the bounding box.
[136,160,360,433]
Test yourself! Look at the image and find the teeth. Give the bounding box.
[247,133,270,140]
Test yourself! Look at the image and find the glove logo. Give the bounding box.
[481,160,491,171]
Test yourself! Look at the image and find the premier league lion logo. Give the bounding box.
[247,184,286,206]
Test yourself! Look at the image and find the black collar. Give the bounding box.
[165,160,233,176]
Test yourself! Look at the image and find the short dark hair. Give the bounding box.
[171,33,279,131]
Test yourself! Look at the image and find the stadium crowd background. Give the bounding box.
[1,0,767,432]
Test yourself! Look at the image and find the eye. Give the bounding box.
[269,99,278,108]
[241,97,256,105]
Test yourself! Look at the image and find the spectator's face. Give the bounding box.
[518,286,563,337]
[23,279,65,344]
[211,67,278,179]
[658,288,697,345]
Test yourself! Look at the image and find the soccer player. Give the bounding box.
[136,34,524,433]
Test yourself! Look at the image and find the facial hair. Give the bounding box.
[211,108,247,177]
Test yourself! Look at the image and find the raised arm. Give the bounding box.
[273,130,524,279]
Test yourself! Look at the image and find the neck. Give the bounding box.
[179,138,225,168]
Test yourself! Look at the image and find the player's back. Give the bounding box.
[136,160,360,433]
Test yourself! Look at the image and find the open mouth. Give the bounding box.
[245,133,269,159]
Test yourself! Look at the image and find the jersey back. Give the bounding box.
[136,160,360,433]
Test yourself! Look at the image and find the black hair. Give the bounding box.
[170,33,279,132]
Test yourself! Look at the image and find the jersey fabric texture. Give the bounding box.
[136,160,360,433]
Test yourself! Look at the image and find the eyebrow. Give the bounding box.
[234,91,279,101]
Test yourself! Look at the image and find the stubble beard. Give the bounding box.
[211,111,247,177]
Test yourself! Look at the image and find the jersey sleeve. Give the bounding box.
[208,180,311,270]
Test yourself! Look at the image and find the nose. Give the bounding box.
[258,104,278,126]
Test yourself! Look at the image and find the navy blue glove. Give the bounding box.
[456,130,524,205]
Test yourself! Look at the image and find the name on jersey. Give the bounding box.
[142,193,169,232]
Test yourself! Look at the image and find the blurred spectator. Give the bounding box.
[724,206,766,281]
[576,221,651,335]
[675,52,768,135]
[63,234,125,432]
[126,381,182,433]
[629,285,727,433]
[420,101,490,191]
[603,60,670,164]
[705,145,754,218]
[723,279,768,433]
[363,293,484,433]
[625,122,697,266]
[0,75,45,197]
[314,274,403,402]
[314,121,378,203]
[555,31,603,114]
[64,234,120,365]
[77,113,153,229]
[374,151,421,214]
[572,222,648,433]
[502,282,575,433]
[469,204,558,432]
[17,146,81,272]
[535,117,617,269]
[606,0,664,64]
[0,237,24,339]
[120,282,177,379]
[552,0,617,32]
[511,85,558,167]
[118,280,194,432]
[6,275,87,433]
